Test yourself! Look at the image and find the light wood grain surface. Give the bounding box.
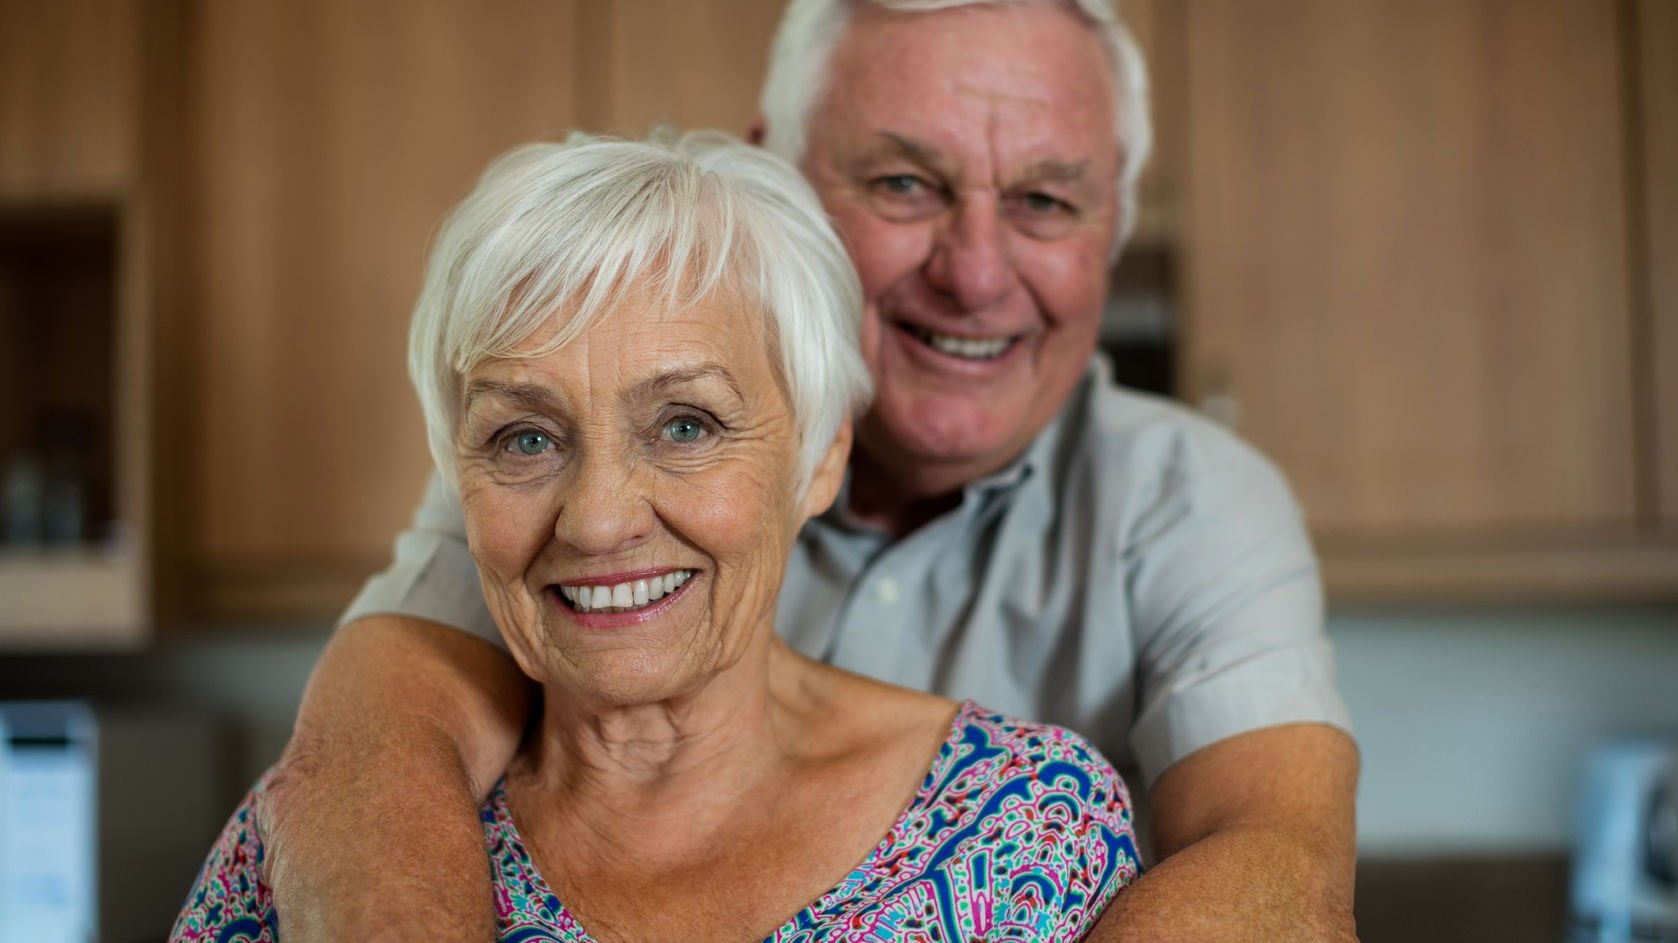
[1182,0,1638,541]
[1638,0,1678,533]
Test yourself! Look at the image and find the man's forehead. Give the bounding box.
[819,3,1120,166]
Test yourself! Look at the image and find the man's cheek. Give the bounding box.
[845,218,930,299]
[858,303,885,372]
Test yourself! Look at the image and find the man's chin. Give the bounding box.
[861,401,1029,479]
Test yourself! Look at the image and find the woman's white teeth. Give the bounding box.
[562,570,692,613]
[917,327,1011,360]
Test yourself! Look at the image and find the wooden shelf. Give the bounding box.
[1321,539,1678,605]
[0,548,145,650]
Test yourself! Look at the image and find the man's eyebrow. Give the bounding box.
[629,363,746,405]
[463,380,566,413]
[868,134,1091,189]
[1017,157,1090,185]
[870,132,952,174]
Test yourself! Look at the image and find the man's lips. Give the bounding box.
[895,322,1023,362]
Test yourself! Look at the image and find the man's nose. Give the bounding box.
[924,198,1018,313]
[552,450,654,557]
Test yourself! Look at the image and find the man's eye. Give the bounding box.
[1022,192,1070,214]
[506,431,552,456]
[874,174,928,196]
[663,417,707,444]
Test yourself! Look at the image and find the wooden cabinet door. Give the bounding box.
[189,0,579,613]
[1181,0,1638,542]
[577,0,788,137]
[1640,0,1678,531]
[0,0,141,195]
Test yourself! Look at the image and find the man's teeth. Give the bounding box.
[560,570,694,613]
[913,327,1012,360]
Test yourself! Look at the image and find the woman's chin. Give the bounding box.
[548,649,710,710]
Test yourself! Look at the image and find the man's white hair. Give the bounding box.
[759,0,1153,244]
[409,130,873,493]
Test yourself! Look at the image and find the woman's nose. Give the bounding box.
[551,450,654,556]
[924,199,1019,313]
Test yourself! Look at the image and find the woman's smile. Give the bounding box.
[549,568,700,627]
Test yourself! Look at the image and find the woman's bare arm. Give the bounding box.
[257,615,533,943]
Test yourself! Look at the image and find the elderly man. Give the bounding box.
[266,0,1359,939]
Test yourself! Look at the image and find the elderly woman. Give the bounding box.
[172,131,1138,942]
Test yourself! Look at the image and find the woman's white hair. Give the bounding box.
[759,0,1152,245]
[409,130,873,493]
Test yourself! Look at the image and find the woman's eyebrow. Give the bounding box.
[630,363,745,405]
[462,380,567,414]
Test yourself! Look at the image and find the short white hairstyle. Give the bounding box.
[759,0,1153,245]
[409,130,873,493]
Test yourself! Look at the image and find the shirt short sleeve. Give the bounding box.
[1122,417,1354,788]
[338,472,503,647]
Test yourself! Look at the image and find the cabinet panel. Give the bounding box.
[1182,0,1636,540]
[0,0,140,194]
[190,0,579,594]
[1116,0,1185,239]
[1642,0,1678,530]
[585,0,787,137]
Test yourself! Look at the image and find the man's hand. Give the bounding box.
[257,616,533,943]
[1090,723,1360,942]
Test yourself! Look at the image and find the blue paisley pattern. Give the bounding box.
[172,702,1139,942]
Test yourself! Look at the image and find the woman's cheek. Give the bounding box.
[460,478,546,569]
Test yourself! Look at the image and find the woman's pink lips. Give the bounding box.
[547,573,697,629]
[558,567,687,587]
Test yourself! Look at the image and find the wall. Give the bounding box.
[2,606,1676,857]
[1332,605,1678,856]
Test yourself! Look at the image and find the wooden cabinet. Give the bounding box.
[0,0,142,195]
[9,0,1672,633]
[1179,0,1675,598]
[183,0,582,615]
[1116,0,1185,243]
[577,0,787,137]
[1640,0,1678,532]
[0,0,184,647]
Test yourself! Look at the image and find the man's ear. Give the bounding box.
[746,118,767,146]
[801,417,852,519]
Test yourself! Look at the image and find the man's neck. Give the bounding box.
[843,438,1032,538]
[844,452,962,538]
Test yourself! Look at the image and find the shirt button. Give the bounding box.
[876,577,900,604]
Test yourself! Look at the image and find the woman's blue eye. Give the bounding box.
[512,431,550,455]
[664,417,705,444]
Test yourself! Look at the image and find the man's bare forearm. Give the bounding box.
[1088,723,1360,942]
[258,616,533,943]
[1087,821,1357,941]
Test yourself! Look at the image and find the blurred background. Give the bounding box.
[0,1,1673,941]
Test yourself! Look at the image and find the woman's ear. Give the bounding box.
[801,417,852,520]
[746,118,767,146]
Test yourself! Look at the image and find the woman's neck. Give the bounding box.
[507,638,823,859]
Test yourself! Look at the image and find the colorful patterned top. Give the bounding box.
[172,701,1141,943]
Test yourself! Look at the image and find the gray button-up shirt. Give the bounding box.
[344,357,1352,789]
